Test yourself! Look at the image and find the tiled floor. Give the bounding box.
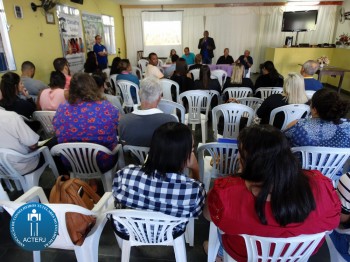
[0,74,349,261]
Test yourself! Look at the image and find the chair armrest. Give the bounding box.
[15,186,49,203]
[92,192,114,213]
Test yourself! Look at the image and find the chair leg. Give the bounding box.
[173,235,187,262]
[201,122,206,143]
[192,124,195,131]
[208,222,221,262]
[185,218,195,247]
[121,241,132,262]
[33,251,41,262]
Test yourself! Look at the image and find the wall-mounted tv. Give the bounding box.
[282,10,318,32]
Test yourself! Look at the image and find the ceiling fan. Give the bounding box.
[31,0,58,12]
[339,7,350,24]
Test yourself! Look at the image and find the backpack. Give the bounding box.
[49,175,101,246]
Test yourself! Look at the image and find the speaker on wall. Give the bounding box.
[71,0,83,4]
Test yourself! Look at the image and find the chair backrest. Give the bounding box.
[157,59,164,67]
[189,69,200,81]
[201,90,220,111]
[102,68,111,78]
[305,90,316,100]
[255,87,283,100]
[291,146,350,182]
[158,99,185,123]
[137,59,149,73]
[233,232,326,262]
[160,79,180,103]
[123,145,150,165]
[269,104,310,130]
[212,103,255,140]
[116,80,141,109]
[33,111,56,138]
[236,97,263,114]
[211,69,228,89]
[131,66,143,80]
[223,87,253,100]
[198,142,239,191]
[179,90,212,124]
[109,74,120,96]
[50,143,121,179]
[107,209,188,246]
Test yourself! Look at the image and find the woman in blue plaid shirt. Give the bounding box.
[112,122,206,238]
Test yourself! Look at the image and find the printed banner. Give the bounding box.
[57,5,85,74]
[81,13,104,52]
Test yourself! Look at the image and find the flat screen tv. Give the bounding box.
[282,10,318,32]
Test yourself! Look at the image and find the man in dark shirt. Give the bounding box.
[236,50,253,76]
[216,48,234,65]
[198,31,216,64]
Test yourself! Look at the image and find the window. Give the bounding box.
[0,0,16,71]
[102,15,116,55]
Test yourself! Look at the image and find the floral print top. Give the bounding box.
[53,100,119,172]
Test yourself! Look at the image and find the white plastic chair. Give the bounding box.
[50,143,125,192]
[102,68,111,78]
[131,66,143,80]
[223,87,253,100]
[212,103,255,140]
[269,104,310,130]
[305,90,316,100]
[123,145,150,165]
[160,78,180,103]
[326,228,350,262]
[198,142,239,192]
[157,59,164,67]
[137,59,148,73]
[291,146,350,185]
[189,69,200,81]
[0,186,114,262]
[33,111,56,139]
[0,146,59,192]
[236,97,263,114]
[208,221,326,262]
[255,87,283,100]
[107,209,188,262]
[158,99,185,123]
[109,74,120,96]
[116,80,141,111]
[179,90,212,143]
[211,69,228,90]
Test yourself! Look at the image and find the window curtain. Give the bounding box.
[123,9,143,65]
[182,8,205,56]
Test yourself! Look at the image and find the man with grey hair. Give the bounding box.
[300,60,323,91]
[118,76,177,147]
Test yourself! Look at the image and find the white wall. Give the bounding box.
[334,2,350,42]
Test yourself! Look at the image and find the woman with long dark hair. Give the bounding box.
[255,60,284,89]
[204,125,340,261]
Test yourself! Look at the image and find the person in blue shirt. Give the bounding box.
[181,47,195,65]
[300,60,323,91]
[116,59,139,104]
[93,35,108,70]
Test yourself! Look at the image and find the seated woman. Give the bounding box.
[84,51,99,74]
[109,57,121,76]
[171,58,194,93]
[0,72,40,131]
[37,71,66,111]
[222,63,254,102]
[189,54,203,71]
[256,72,308,129]
[204,125,340,261]
[284,88,350,147]
[112,122,205,238]
[116,59,139,104]
[165,49,177,64]
[53,73,119,172]
[255,60,284,90]
[194,65,221,93]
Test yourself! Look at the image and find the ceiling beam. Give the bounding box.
[121,1,343,9]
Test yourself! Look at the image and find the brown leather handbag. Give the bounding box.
[49,176,101,246]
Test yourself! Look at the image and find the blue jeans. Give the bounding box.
[329,230,350,261]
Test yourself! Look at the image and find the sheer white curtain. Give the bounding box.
[182,8,205,56]
[123,9,143,65]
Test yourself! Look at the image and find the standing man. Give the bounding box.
[182,47,195,65]
[21,61,47,96]
[198,30,216,64]
[300,60,323,91]
[93,35,108,70]
[145,52,164,79]
[236,50,253,76]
